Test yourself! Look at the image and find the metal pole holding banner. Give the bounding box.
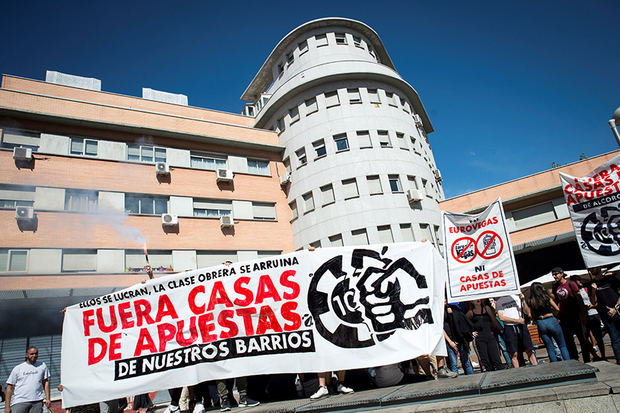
[609,106,620,148]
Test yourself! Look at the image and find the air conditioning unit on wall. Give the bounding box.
[15,206,35,221]
[156,162,170,175]
[413,114,424,128]
[216,168,234,183]
[406,189,424,203]
[220,215,234,228]
[161,213,178,226]
[434,169,442,182]
[13,147,32,161]
[279,172,291,186]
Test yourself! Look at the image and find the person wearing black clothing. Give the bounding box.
[442,301,474,376]
[466,299,504,371]
[592,271,620,364]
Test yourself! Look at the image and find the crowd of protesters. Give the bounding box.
[3,265,619,413]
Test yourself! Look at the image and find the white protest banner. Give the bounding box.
[442,198,519,302]
[560,154,620,268]
[61,242,445,407]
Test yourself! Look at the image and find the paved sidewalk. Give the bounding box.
[145,360,620,413]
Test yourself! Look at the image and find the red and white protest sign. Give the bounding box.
[442,199,520,302]
[560,154,620,268]
[61,242,446,407]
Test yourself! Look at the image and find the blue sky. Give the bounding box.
[2,1,619,198]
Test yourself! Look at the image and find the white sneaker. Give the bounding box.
[163,405,180,413]
[337,383,354,394]
[310,386,329,399]
[192,403,205,413]
[471,361,480,368]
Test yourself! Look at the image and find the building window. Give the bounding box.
[65,190,98,212]
[342,178,359,199]
[126,195,168,215]
[313,139,327,159]
[434,225,442,248]
[335,33,347,45]
[247,159,270,175]
[302,191,315,214]
[334,133,349,152]
[348,88,362,104]
[329,234,344,247]
[357,130,372,148]
[368,88,380,104]
[0,184,35,209]
[289,200,298,220]
[377,225,394,243]
[295,147,307,168]
[193,199,232,218]
[277,63,284,76]
[126,250,172,272]
[407,176,418,190]
[190,152,227,170]
[325,91,340,108]
[420,224,434,245]
[403,101,411,114]
[411,137,421,154]
[283,157,291,174]
[511,202,558,229]
[253,202,276,220]
[351,228,369,245]
[289,106,300,124]
[400,224,415,242]
[421,178,430,197]
[286,52,294,66]
[367,175,383,195]
[298,40,309,55]
[396,132,408,150]
[386,92,398,107]
[320,184,335,206]
[1,129,40,151]
[70,138,98,156]
[305,97,318,115]
[315,33,328,47]
[389,175,402,193]
[276,117,285,133]
[127,144,166,163]
[353,36,363,48]
[378,130,391,148]
[309,241,322,249]
[0,249,28,272]
[62,249,97,272]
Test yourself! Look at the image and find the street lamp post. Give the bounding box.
[610,107,620,148]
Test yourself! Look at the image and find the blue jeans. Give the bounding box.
[446,342,474,375]
[496,334,512,367]
[536,316,570,362]
[603,316,620,364]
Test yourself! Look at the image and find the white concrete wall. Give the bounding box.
[252,24,444,249]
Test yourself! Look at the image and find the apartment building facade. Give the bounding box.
[0,72,294,392]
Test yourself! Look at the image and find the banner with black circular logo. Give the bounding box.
[560,155,620,268]
[60,242,446,408]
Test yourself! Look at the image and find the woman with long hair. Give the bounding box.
[526,282,570,362]
[466,299,504,371]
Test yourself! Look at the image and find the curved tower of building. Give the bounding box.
[242,17,444,250]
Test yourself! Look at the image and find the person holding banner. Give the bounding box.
[495,295,538,368]
[441,301,474,377]
[551,268,592,362]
